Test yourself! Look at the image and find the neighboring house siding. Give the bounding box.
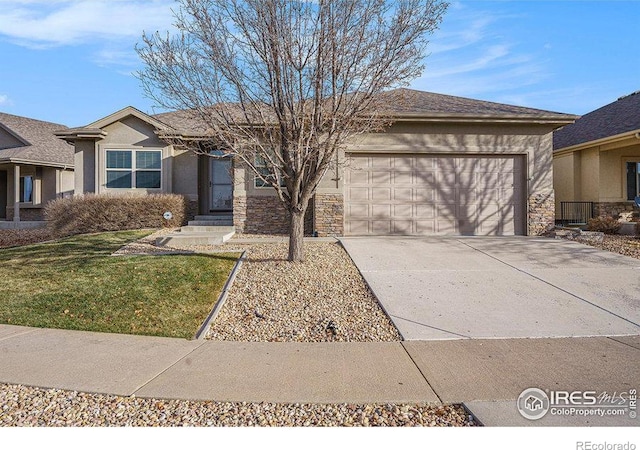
[554,141,640,218]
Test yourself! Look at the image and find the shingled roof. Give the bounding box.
[151,88,576,135]
[375,88,575,120]
[0,112,74,167]
[554,91,640,150]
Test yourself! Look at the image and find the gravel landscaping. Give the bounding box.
[0,228,52,248]
[577,235,640,259]
[0,384,474,427]
[206,241,401,342]
[553,229,640,259]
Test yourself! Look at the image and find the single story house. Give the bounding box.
[56,89,576,236]
[553,90,640,222]
[0,112,75,222]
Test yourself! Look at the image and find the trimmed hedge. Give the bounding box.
[45,193,186,237]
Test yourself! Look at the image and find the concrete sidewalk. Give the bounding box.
[0,324,638,426]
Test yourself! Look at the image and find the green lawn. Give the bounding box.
[0,231,239,339]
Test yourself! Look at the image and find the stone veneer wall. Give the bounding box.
[232,195,247,233]
[595,202,637,218]
[6,207,44,221]
[245,196,290,234]
[528,191,555,235]
[314,193,344,237]
[233,194,314,235]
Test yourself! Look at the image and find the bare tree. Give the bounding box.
[137,0,448,261]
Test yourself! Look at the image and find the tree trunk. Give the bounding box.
[288,209,306,262]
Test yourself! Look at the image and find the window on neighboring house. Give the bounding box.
[626,162,640,201]
[106,150,162,189]
[19,175,33,203]
[254,155,285,188]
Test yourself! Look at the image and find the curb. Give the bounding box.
[193,250,247,340]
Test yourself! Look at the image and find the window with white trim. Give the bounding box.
[106,150,162,189]
[626,162,640,201]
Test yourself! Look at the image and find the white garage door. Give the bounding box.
[344,154,525,236]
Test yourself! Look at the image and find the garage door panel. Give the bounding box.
[371,171,391,184]
[371,204,392,219]
[436,217,457,234]
[416,204,436,219]
[348,187,369,201]
[372,157,392,169]
[371,188,391,200]
[414,172,435,185]
[347,220,370,234]
[393,172,413,184]
[437,188,456,204]
[349,171,369,184]
[393,204,413,218]
[393,157,414,170]
[371,220,392,234]
[458,188,477,204]
[414,188,435,202]
[438,171,457,186]
[348,203,369,218]
[392,221,413,234]
[394,188,413,202]
[415,158,436,170]
[345,154,525,236]
[415,220,436,234]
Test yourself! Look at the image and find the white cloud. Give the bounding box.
[0,0,175,47]
[0,94,11,106]
[413,3,551,104]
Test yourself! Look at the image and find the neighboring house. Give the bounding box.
[553,90,640,222]
[56,88,575,236]
[0,113,74,222]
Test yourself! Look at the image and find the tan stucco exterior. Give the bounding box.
[553,134,640,216]
[66,106,569,235]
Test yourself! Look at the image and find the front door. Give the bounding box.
[209,157,233,212]
[0,171,6,219]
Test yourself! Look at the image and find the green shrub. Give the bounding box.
[586,216,620,235]
[45,193,186,237]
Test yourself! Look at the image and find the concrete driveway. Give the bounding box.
[340,237,640,340]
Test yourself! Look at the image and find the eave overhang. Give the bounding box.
[553,129,640,157]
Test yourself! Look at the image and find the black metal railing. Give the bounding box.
[560,201,594,226]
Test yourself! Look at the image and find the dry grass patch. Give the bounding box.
[0,231,239,338]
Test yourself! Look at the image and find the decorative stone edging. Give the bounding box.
[193,250,247,340]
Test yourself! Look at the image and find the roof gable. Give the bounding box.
[554,91,640,150]
[88,106,173,131]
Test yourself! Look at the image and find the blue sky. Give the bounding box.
[0,0,637,126]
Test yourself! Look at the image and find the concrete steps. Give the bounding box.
[156,215,235,247]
